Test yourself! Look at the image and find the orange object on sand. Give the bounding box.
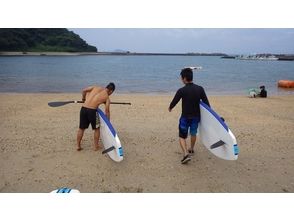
[278,80,294,88]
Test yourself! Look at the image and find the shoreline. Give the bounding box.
[1,52,294,61]
[1,91,294,97]
[1,93,294,192]
[0,51,226,57]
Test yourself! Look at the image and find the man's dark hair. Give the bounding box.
[106,82,115,91]
[180,68,193,81]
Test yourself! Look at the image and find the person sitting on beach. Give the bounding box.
[249,86,267,98]
[168,68,210,164]
[259,85,267,98]
[76,83,115,151]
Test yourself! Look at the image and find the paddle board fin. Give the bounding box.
[210,140,225,149]
[102,146,116,154]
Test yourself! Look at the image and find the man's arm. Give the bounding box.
[168,89,182,112]
[81,86,94,101]
[105,98,111,120]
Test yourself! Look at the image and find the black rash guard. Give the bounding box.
[169,83,210,118]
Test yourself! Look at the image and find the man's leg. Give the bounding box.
[77,128,85,151]
[188,118,199,154]
[179,137,191,164]
[189,135,197,153]
[93,128,100,151]
[179,137,189,156]
[178,117,191,164]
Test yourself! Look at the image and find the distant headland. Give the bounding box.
[0,28,97,52]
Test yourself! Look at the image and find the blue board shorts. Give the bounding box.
[179,116,200,139]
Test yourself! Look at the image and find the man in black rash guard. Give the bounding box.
[168,68,210,164]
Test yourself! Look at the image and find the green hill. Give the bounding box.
[0,28,97,52]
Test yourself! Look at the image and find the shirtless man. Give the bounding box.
[76,82,115,151]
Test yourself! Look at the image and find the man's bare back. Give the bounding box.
[83,86,109,109]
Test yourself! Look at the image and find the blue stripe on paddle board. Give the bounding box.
[234,144,239,155]
[200,101,229,132]
[57,187,71,193]
[64,188,71,193]
[97,108,116,137]
[118,147,123,156]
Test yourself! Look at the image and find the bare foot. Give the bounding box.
[77,147,83,151]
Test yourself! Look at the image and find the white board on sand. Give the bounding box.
[97,108,123,162]
[50,187,80,193]
[199,101,239,160]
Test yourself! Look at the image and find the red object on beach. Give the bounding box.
[278,80,294,88]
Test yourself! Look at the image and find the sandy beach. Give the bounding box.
[0,93,294,193]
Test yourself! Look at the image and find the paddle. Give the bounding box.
[48,100,131,107]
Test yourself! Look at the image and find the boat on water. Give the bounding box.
[221,55,236,59]
[235,54,278,61]
[278,80,294,88]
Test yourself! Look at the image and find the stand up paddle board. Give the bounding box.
[198,101,239,160]
[50,187,80,193]
[97,108,123,162]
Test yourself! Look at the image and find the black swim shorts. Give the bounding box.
[79,107,100,130]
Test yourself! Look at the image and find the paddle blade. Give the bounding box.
[48,101,73,107]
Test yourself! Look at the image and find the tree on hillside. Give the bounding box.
[0,28,97,52]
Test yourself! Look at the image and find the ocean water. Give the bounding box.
[0,55,293,95]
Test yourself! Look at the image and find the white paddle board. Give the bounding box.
[50,187,80,193]
[198,101,239,160]
[97,108,123,162]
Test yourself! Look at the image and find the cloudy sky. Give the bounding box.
[70,29,294,54]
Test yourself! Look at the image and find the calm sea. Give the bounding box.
[0,55,293,95]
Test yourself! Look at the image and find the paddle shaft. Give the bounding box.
[77,101,131,105]
[110,102,131,105]
[48,100,131,107]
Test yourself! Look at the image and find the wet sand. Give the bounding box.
[0,93,293,192]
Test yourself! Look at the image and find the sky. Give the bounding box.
[70,29,294,54]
